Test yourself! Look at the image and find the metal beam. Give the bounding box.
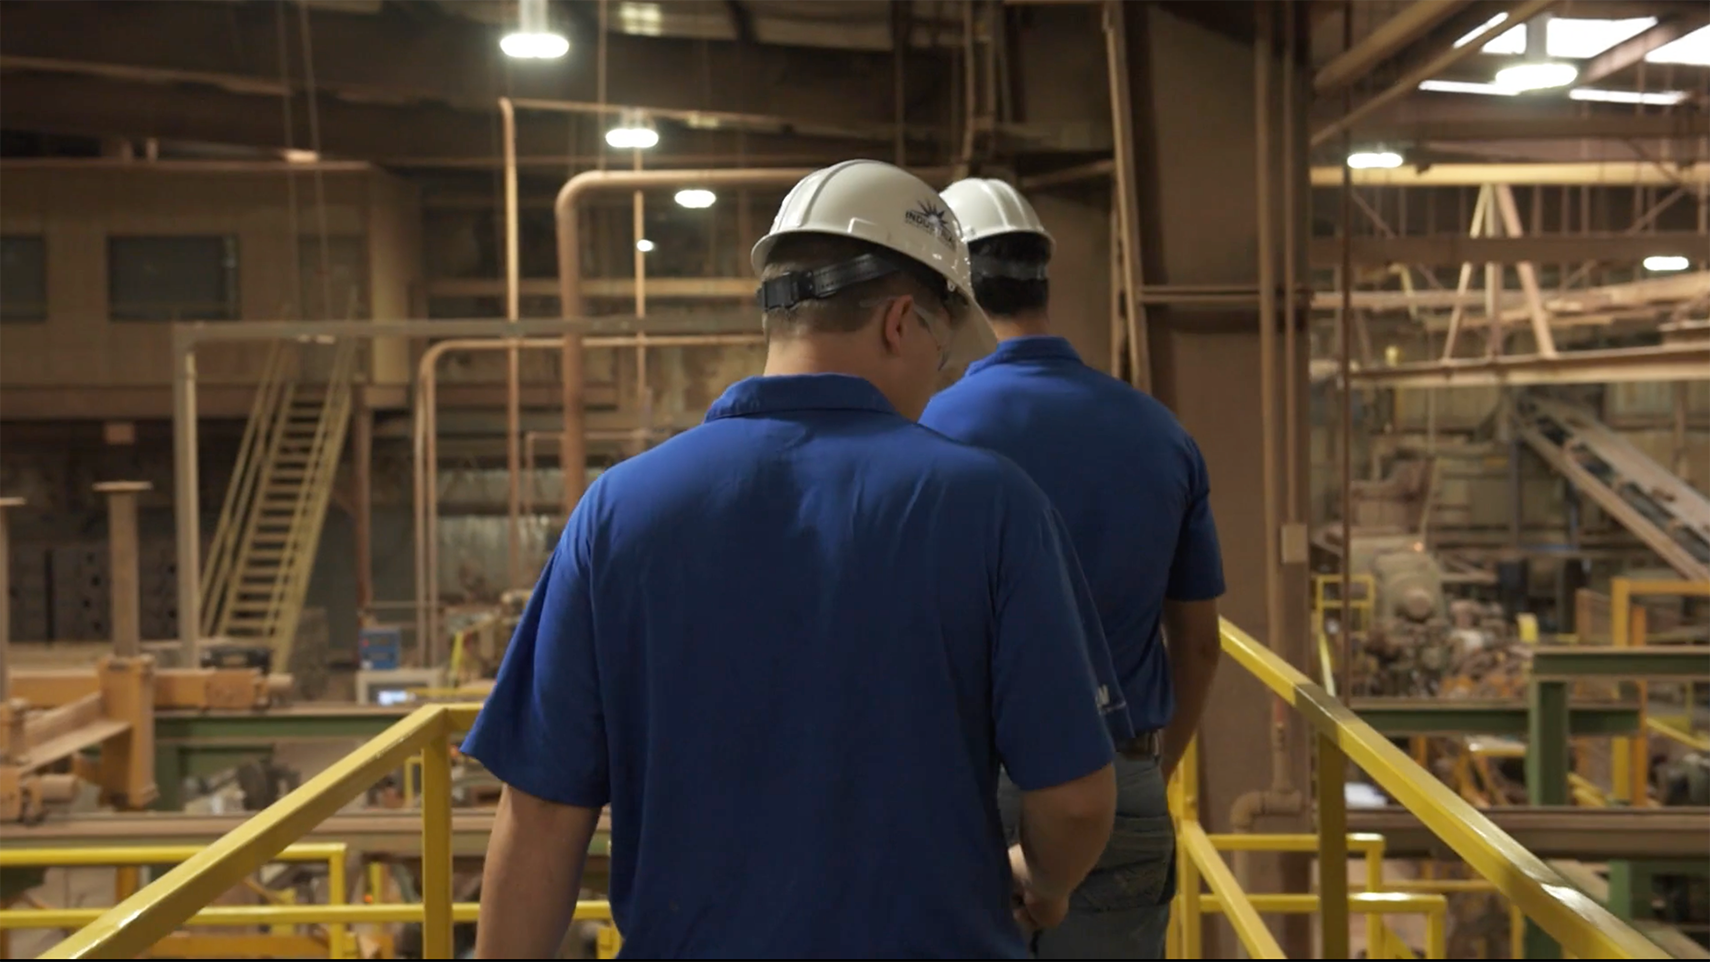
[1346,807,1710,860]
[1310,0,1562,148]
[0,811,547,858]
[1313,0,1476,94]
[1340,344,1710,388]
[1580,11,1710,86]
[1531,647,1710,681]
[1351,700,1641,736]
[1311,162,1710,187]
[153,706,414,743]
[1309,231,1708,268]
[1356,110,1708,143]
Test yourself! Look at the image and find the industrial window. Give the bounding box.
[108,235,239,322]
[1,235,47,323]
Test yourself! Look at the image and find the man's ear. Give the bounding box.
[878,295,912,357]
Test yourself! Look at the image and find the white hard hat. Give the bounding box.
[940,177,1054,253]
[753,160,995,368]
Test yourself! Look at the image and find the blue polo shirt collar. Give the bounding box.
[965,335,1083,377]
[705,373,900,422]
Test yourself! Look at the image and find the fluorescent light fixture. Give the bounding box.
[674,188,716,209]
[1419,79,1687,106]
[1644,255,1690,272]
[1494,60,1578,92]
[1646,23,1710,66]
[1347,150,1404,170]
[605,110,659,150]
[1569,88,1687,106]
[502,0,569,60]
[635,239,655,253]
[1459,16,1658,59]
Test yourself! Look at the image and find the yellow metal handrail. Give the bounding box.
[36,704,481,959]
[1214,618,1667,959]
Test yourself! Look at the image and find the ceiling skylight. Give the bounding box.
[1454,15,1659,60]
[1646,24,1710,66]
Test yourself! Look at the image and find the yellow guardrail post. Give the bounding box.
[1317,729,1349,961]
[326,844,349,960]
[1365,835,1386,960]
[421,713,454,960]
[1174,738,1202,961]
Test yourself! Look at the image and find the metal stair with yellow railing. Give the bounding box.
[199,340,357,671]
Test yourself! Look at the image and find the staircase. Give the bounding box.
[1515,393,1710,583]
[200,340,357,668]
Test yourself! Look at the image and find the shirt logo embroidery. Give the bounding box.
[904,199,958,250]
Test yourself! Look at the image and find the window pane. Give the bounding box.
[1,236,47,323]
[109,236,239,322]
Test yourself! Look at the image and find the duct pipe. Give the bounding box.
[414,332,765,663]
[501,98,524,592]
[553,167,813,522]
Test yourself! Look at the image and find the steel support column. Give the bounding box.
[1109,5,1314,954]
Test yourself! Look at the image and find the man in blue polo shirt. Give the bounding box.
[921,178,1227,959]
[464,160,1133,959]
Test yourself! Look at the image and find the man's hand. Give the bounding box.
[1009,844,1071,935]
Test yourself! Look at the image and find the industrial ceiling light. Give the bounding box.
[501,0,569,60]
[636,239,656,253]
[674,188,716,209]
[1347,149,1404,170]
[606,109,660,150]
[1494,14,1577,92]
[1643,255,1690,272]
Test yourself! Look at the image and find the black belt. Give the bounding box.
[1118,730,1163,760]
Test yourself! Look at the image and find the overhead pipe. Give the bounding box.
[553,167,814,522]
[413,332,763,663]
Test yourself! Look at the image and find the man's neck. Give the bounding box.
[988,310,1052,341]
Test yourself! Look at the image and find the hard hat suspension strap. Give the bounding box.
[970,253,1048,283]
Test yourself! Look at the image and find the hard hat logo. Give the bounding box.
[904,199,959,251]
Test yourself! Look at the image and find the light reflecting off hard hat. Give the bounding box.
[675,189,717,209]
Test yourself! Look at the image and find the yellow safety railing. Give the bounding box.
[33,703,619,960]
[37,619,1676,960]
[1173,620,1669,960]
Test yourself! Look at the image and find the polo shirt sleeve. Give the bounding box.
[1166,438,1227,602]
[460,509,609,810]
[991,483,1118,792]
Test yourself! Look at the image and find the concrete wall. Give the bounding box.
[0,164,422,417]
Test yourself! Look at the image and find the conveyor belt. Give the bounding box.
[1515,394,1710,583]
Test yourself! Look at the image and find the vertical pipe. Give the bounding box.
[1338,2,1355,701]
[501,97,523,592]
[1102,0,1150,392]
[632,152,650,457]
[892,0,908,167]
[97,482,151,660]
[174,342,202,662]
[1630,604,1650,807]
[1255,0,1282,654]
[1281,0,1299,524]
[354,400,373,616]
[1317,732,1350,960]
[420,723,454,959]
[0,498,18,707]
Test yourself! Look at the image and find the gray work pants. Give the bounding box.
[998,754,1176,960]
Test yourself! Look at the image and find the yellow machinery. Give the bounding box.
[20,620,1674,960]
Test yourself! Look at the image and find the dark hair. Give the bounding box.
[758,233,949,338]
[969,233,1051,317]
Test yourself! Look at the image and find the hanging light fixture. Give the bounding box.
[674,189,717,209]
[501,0,570,60]
[1347,148,1405,170]
[1494,14,1577,92]
[606,109,660,150]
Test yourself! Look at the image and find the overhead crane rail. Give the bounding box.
[31,621,1671,960]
